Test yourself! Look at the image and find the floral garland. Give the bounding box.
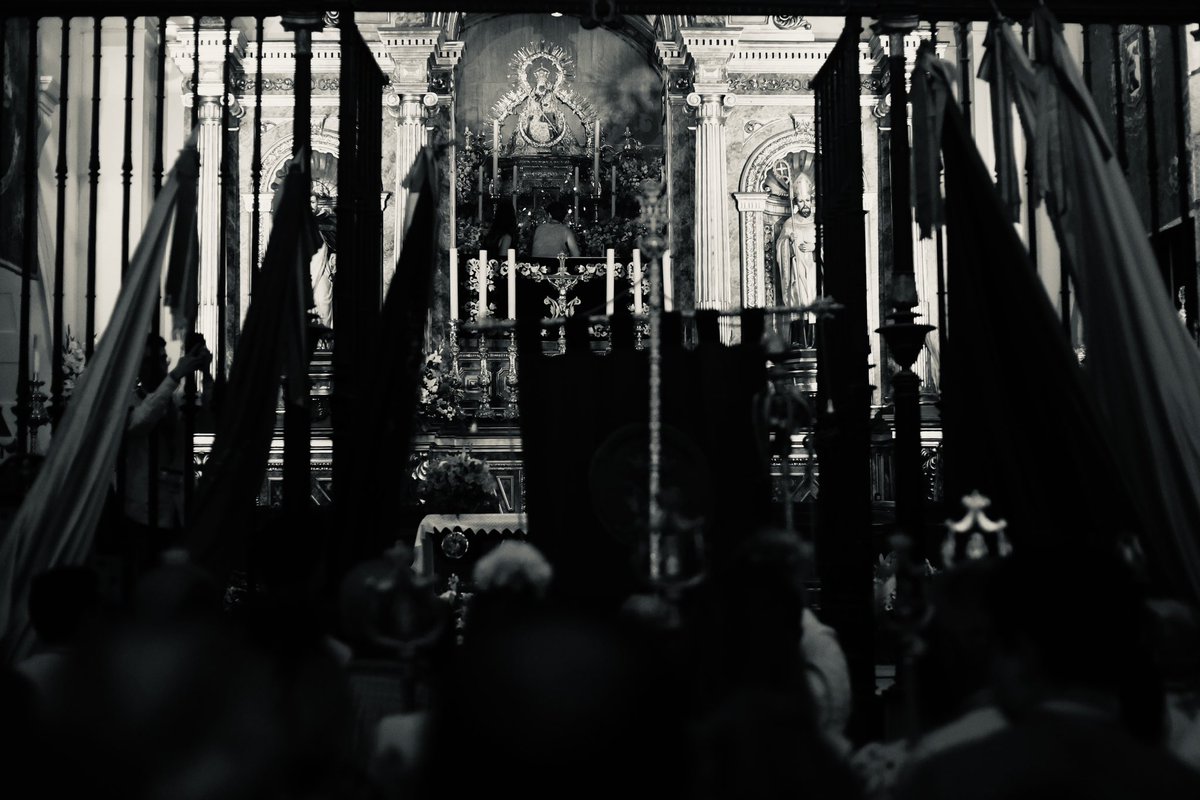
[417,351,464,424]
[61,327,87,402]
[417,451,500,514]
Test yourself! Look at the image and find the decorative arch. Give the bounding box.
[735,120,816,308]
[260,127,340,198]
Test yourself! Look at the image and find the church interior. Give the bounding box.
[2,2,1200,797]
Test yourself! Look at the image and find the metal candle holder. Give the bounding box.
[476,328,494,419]
[503,328,519,419]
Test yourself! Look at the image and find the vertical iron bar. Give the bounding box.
[183,15,201,519]
[1022,22,1038,273]
[250,15,264,294]
[17,17,39,454]
[120,16,134,279]
[85,16,101,358]
[217,15,230,380]
[281,13,321,519]
[1140,25,1159,232]
[1112,24,1129,173]
[51,17,70,426]
[152,16,166,197]
[956,21,971,129]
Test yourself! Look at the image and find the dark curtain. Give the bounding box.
[517,308,771,615]
[183,160,318,569]
[939,98,1138,553]
[356,150,440,560]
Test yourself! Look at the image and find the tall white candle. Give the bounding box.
[478,250,488,320]
[632,251,643,314]
[662,250,673,312]
[512,164,518,196]
[573,165,580,219]
[605,249,616,315]
[593,119,601,182]
[507,249,517,319]
[32,336,40,379]
[449,249,459,320]
[492,121,500,181]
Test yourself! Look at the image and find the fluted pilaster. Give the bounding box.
[196,97,222,353]
[387,92,433,290]
[687,92,735,313]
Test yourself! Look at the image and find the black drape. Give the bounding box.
[940,99,1138,551]
[517,309,771,614]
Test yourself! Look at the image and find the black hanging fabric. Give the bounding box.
[184,159,318,568]
[356,150,441,559]
[939,97,1138,553]
[517,313,772,615]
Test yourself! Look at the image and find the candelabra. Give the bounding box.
[476,329,494,419]
[447,319,463,382]
[503,329,519,420]
[23,378,50,453]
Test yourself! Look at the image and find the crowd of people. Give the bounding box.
[2,510,1199,800]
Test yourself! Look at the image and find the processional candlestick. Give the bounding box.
[638,179,668,583]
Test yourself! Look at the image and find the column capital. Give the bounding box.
[678,26,742,87]
[686,91,736,120]
[168,22,247,99]
[733,192,770,213]
[377,25,443,95]
[385,91,438,122]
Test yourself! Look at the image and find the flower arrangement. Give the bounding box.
[417,451,500,514]
[417,352,464,425]
[471,541,553,596]
[61,327,87,401]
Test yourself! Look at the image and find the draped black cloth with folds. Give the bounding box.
[938,93,1138,554]
[517,308,772,613]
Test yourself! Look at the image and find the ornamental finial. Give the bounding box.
[942,490,1013,569]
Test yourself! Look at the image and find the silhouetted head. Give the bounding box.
[546,199,569,222]
[139,334,168,389]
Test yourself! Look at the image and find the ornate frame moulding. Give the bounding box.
[737,121,816,309]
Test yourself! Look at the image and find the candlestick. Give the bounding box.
[593,119,601,182]
[449,248,459,320]
[663,250,673,313]
[477,250,488,321]
[632,250,643,314]
[492,121,500,180]
[507,249,517,319]
[610,165,617,218]
[605,249,616,315]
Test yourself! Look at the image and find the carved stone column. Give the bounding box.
[182,23,245,361]
[679,26,739,334]
[687,91,736,315]
[733,191,769,308]
[378,26,442,291]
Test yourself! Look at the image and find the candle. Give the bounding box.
[32,335,40,379]
[449,249,459,320]
[507,249,517,319]
[663,250,673,312]
[512,164,518,196]
[610,165,617,218]
[632,250,643,314]
[573,166,580,219]
[492,121,500,182]
[593,119,601,182]
[478,250,488,321]
[605,249,616,315]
